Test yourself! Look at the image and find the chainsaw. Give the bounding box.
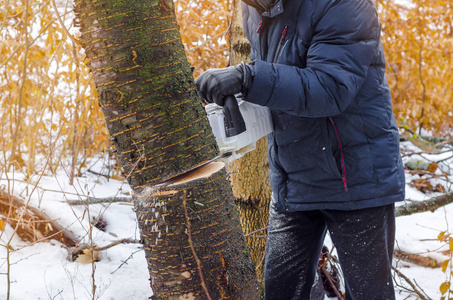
[153,95,273,187]
[205,95,274,163]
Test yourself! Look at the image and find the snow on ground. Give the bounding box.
[1,142,453,299]
[0,158,151,300]
[394,203,452,300]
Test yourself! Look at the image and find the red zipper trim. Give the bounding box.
[256,21,262,33]
[273,26,288,63]
[329,117,348,192]
[280,26,288,44]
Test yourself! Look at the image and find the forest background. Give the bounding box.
[1,0,452,182]
[0,0,453,299]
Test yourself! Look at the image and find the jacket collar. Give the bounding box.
[242,0,284,17]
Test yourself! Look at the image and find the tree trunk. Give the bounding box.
[74,0,259,298]
[228,0,271,288]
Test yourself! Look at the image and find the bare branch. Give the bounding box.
[51,0,81,45]
[93,238,140,251]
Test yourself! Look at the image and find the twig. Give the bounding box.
[6,245,12,300]
[433,139,453,148]
[320,267,344,300]
[0,18,54,70]
[321,245,335,270]
[93,238,140,251]
[10,0,30,171]
[51,0,80,45]
[87,168,110,178]
[436,154,453,164]
[244,226,268,237]
[392,266,430,300]
[189,18,233,52]
[414,279,432,300]
[0,177,86,197]
[0,177,131,205]
[416,0,427,135]
[83,189,96,299]
[111,249,143,274]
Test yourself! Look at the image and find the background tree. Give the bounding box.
[2,0,453,298]
[175,0,231,76]
[227,0,271,287]
[0,0,231,181]
[378,0,453,135]
[0,0,110,180]
[2,0,452,185]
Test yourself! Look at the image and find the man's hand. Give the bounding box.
[195,62,251,106]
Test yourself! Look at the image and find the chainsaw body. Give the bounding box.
[205,96,274,163]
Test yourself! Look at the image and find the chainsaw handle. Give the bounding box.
[223,95,246,137]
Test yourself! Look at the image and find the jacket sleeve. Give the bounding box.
[245,0,381,117]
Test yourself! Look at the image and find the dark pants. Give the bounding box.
[264,203,396,300]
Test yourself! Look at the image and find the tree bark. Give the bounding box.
[228,0,271,288]
[74,0,259,298]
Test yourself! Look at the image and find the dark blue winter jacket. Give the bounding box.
[241,0,405,211]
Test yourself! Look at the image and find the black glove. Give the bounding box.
[195,62,252,106]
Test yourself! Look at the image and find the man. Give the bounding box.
[196,0,405,299]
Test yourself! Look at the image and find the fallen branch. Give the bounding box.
[404,169,438,176]
[399,130,449,145]
[318,246,343,299]
[401,149,453,158]
[394,249,440,268]
[396,192,453,217]
[67,196,132,206]
[0,189,79,247]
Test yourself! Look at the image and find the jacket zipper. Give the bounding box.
[273,25,288,63]
[329,117,348,192]
[271,25,289,209]
[257,20,265,60]
[256,20,263,33]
